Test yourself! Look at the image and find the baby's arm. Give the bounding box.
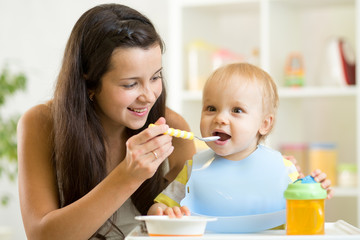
[147,159,193,217]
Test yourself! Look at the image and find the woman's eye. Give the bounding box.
[151,71,163,81]
[151,76,161,81]
[151,74,162,81]
[122,82,137,88]
[233,107,243,114]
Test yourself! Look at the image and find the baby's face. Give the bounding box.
[200,75,269,160]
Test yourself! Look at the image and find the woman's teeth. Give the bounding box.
[129,108,146,113]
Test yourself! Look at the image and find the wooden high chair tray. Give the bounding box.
[125,220,360,240]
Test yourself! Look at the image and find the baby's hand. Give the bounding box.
[283,155,305,178]
[156,206,191,218]
[148,203,190,218]
[311,169,334,199]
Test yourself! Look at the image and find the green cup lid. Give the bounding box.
[284,176,327,200]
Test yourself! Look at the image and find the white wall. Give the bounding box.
[0,1,168,239]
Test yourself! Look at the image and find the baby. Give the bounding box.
[148,63,332,223]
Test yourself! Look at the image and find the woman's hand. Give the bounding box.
[311,169,334,199]
[123,117,174,182]
[148,203,190,218]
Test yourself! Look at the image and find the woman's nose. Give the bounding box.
[138,84,156,103]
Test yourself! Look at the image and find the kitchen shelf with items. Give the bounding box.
[167,0,359,227]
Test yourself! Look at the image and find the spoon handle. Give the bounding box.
[149,124,194,140]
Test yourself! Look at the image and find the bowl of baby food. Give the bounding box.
[135,216,217,236]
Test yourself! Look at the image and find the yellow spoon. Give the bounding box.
[149,124,220,142]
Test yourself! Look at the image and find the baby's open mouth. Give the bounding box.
[213,132,231,141]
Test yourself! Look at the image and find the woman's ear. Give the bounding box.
[259,114,274,136]
[88,90,95,101]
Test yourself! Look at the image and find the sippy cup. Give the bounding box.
[284,175,327,235]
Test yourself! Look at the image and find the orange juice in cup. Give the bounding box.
[284,176,327,235]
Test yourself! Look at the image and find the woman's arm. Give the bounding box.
[17,105,173,240]
[165,107,196,182]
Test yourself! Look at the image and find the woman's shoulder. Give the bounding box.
[165,107,191,131]
[17,101,53,132]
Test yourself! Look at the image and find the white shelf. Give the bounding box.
[180,0,260,7]
[182,86,357,101]
[278,86,358,98]
[333,187,359,197]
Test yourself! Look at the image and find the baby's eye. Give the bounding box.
[206,106,216,112]
[233,107,243,114]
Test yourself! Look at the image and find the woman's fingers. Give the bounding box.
[154,117,166,125]
[123,118,174,181]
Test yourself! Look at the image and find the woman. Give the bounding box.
[17,4,195,239]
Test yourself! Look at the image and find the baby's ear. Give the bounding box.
[259,114,274,136]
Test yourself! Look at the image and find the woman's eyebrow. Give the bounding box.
[153,67,163,75]
[118,67,163,81]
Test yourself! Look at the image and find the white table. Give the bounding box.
[125,220,360,240]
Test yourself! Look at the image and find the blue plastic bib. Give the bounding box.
[181,145,289,233]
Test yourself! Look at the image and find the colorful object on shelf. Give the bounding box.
[284,53,305,87]
[325,37,356,86]
[284,175,327,235]
[212,48,244,70]
[187,40,217,91]
[308,143,337,186]
[148,124,219,142]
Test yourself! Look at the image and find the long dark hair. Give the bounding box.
[52,3,166,237]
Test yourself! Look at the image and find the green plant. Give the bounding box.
[0,66,27,206]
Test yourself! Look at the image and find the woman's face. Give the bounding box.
[94,45,163,130]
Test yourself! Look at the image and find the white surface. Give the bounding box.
[125,220,360,240]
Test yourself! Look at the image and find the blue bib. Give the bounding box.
[181,145,289,232]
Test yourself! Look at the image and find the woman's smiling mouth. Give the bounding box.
[128,107,148,116]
